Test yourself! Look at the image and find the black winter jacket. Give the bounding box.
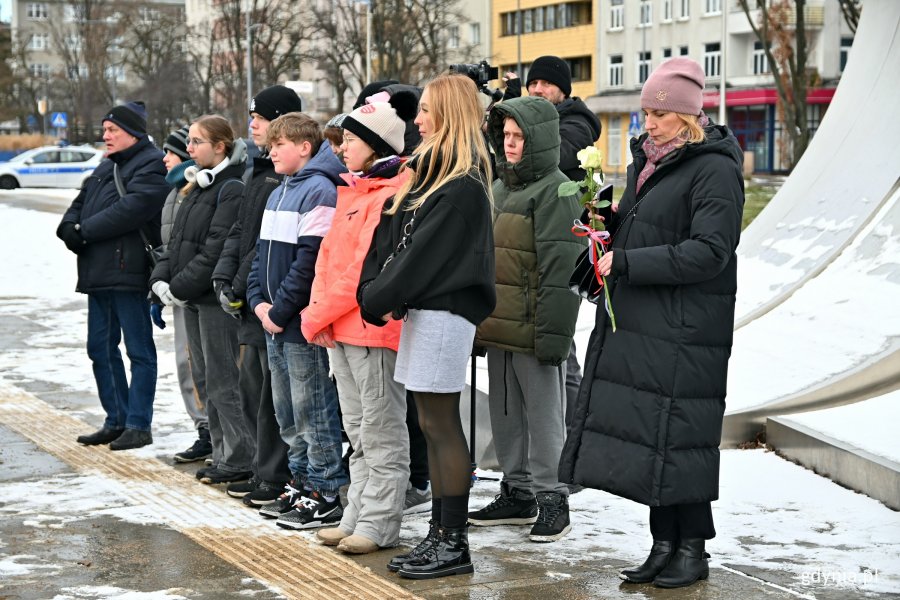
[58,137,168,293]
[556,97,601,181]
[558,126,744,507]
[358,164,496,327]
[212,155,282,346]
[150,163,245,305]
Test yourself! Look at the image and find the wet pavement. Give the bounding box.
[1,190,898,600]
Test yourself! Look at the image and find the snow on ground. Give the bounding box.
[781,392,900,464]
[2,204,900,595]
[0,187,80,201]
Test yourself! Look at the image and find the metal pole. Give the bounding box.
[719,7,727,126]
[516,0,521,75]
[365,1,372,83]
[246,0,253,116]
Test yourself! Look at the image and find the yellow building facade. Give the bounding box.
[490,1,614,172]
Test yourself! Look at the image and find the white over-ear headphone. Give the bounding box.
[184,157,229,188]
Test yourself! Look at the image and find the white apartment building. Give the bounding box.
[592,0,855,173]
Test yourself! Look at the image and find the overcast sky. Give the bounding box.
[1,0,11,22]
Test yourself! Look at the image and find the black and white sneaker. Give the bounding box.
[258,481,306,519]
[529,492,571,542]
[226,476,260,498]
[276,490,343,530]
[242,481,286,507]
[468,482,538,526]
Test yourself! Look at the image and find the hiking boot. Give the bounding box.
[174,427,212,463]
[388,520,441,572]
[226,476,260,498]
[529,492,571,542]
[76,426,124,446]
[109,429,152,451]
[242,481,286,507]
[258,481,307,519]
[276,490,343,530]
[404,481,432,515]
[468,482,538,526]
[337,534,380,554]
[398,526,473,579]
[198,468,252,485]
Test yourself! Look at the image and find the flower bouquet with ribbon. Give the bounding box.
[558,146,617,331]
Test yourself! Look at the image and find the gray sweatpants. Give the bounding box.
[486,349,568,496]
[183,303,253,473]
[172,305,207,430]
[330,343,410,547]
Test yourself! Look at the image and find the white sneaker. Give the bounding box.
[403,481,432,515]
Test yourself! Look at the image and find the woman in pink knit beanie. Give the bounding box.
[559,56,746,590]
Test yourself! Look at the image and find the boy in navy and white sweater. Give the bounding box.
[247,112,348,529]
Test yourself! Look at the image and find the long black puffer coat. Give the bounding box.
[558,125,744,507]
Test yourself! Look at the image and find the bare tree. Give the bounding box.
[118,5,192,141]
[43,0,129,141]
[738,0,812,169]
[837,0,861,33]
[307,0,476,113]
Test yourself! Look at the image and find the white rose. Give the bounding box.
[577,146,603,170]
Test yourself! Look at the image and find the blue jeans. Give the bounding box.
[267,338,348,495]
[86,291,157,431]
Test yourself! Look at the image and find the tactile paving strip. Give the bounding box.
[0,381,419,599]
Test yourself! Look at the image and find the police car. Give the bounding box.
[0,145,105,190]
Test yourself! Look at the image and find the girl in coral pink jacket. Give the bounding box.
[302,96,416,554]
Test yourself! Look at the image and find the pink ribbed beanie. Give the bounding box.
[640,57,705,115]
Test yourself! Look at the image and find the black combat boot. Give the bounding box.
[398,526,474,579]
[653,538,710,588]
[620,539,676,583]
[387,519,441,572]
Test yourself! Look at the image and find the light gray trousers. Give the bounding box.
[330,343,410,547]
[172,305,207,430]
[486,349,569,496]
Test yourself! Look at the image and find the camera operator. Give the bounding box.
[516,56,602,448]
[522,55,601,182]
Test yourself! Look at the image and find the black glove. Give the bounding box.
[503,77,522,100]
[57,222,86,254]
[149,303,166,329]
[213,280,243,318]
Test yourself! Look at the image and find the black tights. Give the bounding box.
[413,391,470,528]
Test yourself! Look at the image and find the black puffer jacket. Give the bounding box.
[150,162,245,305]
[58,137,168,293]
[558,125,744,507]
[212,155,282,346]
[556,97,601,181]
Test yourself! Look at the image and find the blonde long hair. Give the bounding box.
[675,113,707,144]
[386,74,492,214]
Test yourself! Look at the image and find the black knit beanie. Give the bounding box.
[102,101,148,138]
[163,125,190,160]
[353,80,400,109]
[250,85,303,121]
[526,56,572,97]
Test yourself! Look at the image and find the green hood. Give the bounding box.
[488,96,561,188]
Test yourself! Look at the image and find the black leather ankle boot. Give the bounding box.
[387,520,440,572]
[620,539,676,583]
[398,526,474,579]
[653,538,710,588]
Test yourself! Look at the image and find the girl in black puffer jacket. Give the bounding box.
[151,115,253,484]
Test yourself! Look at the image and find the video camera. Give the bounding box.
[449,60,504,102]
